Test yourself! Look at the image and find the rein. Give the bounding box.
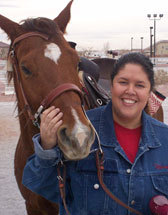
[96,150,143,215]
[9,32,84,128]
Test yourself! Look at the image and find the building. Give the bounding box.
[155,40,168,56]
[0,41,9,60]
[144,40,168,57]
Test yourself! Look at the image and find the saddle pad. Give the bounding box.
[148,90,166,115]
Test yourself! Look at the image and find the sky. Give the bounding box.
[0,0,168,51]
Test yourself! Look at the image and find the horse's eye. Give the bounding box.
[21,65,32,76]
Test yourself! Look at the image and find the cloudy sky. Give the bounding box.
[0,0,168,51]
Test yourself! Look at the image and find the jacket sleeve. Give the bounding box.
[22,133,62,203]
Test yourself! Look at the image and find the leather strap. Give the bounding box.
[96,150,143,215]
[9,32,49,121]
[57,164,70,215]
[9,50,35,120]
[12,32,49,48]
[41,83,84,109]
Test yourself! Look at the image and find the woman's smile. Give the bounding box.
[121,98,137,105]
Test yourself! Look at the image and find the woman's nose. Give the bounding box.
[125,84,136,95]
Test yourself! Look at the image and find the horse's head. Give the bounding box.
[0,0,95,160]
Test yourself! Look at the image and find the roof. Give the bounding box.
[144,40,168,51]
[0,41,9,48]
[156,40,168,44]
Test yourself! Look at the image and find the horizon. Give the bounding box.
[0,0,168,51]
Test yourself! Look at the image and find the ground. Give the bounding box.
[0,101,26,215]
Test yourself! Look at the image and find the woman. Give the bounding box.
[22,52,168,214]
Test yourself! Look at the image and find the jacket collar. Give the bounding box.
[98,101,161,149]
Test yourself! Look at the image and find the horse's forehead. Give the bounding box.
[44,43,61,64]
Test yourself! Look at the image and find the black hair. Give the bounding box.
[111,52,154,90]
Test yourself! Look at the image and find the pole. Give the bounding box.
[151,34,153,57]
[131,37,133,51]
[150,27,153,57]
[141,37,143,53]
[147,14,163,64]
[154,19,156,63]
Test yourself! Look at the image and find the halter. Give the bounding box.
[9,32,84,128]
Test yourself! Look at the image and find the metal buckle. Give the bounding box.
[33,105,44,128]
[97,98,103,106]
[57,175,63,181]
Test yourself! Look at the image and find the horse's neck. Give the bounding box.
[18,110,39,151]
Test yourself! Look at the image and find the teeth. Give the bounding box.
[123,99,135,104]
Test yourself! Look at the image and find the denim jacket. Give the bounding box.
[22,101,168,215]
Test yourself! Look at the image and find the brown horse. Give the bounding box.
[0,1,95,214]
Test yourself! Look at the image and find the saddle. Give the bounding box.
[79,72,111,109]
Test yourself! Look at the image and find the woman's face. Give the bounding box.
[111,63,151,127]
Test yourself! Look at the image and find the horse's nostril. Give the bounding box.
[60,127,66,136]
[59,127,69,143]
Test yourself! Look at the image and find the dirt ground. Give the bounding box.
[0,91,168,215]
[0,101,26,215]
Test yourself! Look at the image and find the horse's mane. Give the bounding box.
[20,17,59,37]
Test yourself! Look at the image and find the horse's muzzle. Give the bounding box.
[57,123,95,160]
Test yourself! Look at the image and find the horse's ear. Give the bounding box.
[0,15,22,41]
[54,0,73,34]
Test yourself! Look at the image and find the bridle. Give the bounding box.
[9,32,84,128]
[9,32,143,215]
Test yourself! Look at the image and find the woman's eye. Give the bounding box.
[21,65,32,76]
[136,84,144,88]
[119,81,127,85]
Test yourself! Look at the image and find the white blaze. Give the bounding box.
[44,43,61,64]
[71,107,88,145]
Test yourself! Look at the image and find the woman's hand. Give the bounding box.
[40,106,63,150]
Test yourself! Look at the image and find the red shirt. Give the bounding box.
[114,121,142,163]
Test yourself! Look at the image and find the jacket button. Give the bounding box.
[94,184,99,189]
[131,200,135,205]
[126,169,131,174]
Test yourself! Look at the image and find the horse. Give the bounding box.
[0,1,95,214]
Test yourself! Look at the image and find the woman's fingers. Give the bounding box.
[40,106,63,149]
[49,112,63,131]
[41,106,59,123]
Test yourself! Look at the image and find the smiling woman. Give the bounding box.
[111,63,151,128]
[111,53,155,126]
